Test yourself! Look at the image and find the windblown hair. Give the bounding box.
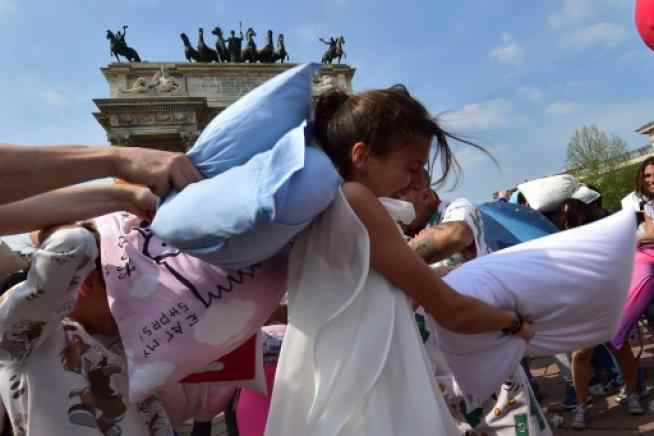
[313,85,492,187]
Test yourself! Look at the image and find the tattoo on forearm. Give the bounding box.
[412,238,440,263]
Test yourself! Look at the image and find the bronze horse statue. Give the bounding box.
[320,35,346,64]
[242,27,258,63]
[197,28,219,63]
[180,33,201,62]
[274,33,289,63]
[258,30,275,63]
[211,26,229,63]
[106,28,141,63]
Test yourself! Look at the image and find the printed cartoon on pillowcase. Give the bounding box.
[95,212,287,401]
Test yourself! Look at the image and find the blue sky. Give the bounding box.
[1,0,653,240]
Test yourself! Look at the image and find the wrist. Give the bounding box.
[501,311,523,336]
[107,146,127,180]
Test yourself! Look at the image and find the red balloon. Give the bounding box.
[636,0,654,51]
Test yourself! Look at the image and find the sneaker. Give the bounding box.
[571,405,587,430]
[627,393,644,415]
[562,385,577,410]
[616,386,651,405]
[588,380,621,397]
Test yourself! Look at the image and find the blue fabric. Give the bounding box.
[480,212,521,252]
[187,63,321,178]
[479,202,558,248]
[152,122,342,269]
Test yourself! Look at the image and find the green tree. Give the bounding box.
[566,125,627,177]
[566,125,634,212]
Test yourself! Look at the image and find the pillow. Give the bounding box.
[435,210,636,406]
[517,174,579,212]
[95,212,287,402]
[153,122,342,269]
[571,184,601,205]
[187,63,320,178]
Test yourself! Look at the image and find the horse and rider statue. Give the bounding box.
[320,36,346,64]
[107,25,142,63]
[180,23,290,64]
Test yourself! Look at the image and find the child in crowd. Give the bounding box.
[0,223,174,435]
[311,85,534,339]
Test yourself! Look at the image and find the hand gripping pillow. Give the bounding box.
[435,210,636,406]
[517,174,579,212]
[95,212,287,401]
[187,63,321,178]
[152,121,342,269]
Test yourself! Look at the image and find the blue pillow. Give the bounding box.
[152,121,342,269]
[187,63,321,178]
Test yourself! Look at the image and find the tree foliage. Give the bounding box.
[565,125,637,212]
[566,125,627,177]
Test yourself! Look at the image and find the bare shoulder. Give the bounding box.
[341,182,382,213]
[341,182,375,202]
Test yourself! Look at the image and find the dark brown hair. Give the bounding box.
[559,198,591,230]
[636,156,654,199]
[313,85,490,186]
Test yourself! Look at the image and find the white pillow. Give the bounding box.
[518,174,578,212]
[570,184,601,205]
[436,209,636,405]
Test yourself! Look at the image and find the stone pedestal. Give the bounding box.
[94,62,355,152]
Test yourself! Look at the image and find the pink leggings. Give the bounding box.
[612,246,654,349]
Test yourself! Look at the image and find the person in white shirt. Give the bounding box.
[402,170,551,436]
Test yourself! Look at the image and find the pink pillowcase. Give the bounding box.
[95,212,287,401]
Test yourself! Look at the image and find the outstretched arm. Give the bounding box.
[0,184,157,236]
[0,144,201,205]
[343,182,531,338]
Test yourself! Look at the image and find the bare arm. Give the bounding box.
[0,184,157,236]
[409,222,474,264]
[0,144,201,205]
[342,182,525,336]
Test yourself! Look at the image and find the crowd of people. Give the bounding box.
[0,82,651,436]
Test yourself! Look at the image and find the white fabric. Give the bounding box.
[518,175,579,212]
[622,191,644,212]
[265,189,460,436]
[0,227,173,436]
[436,210,636,405]
[571,184,601,205]
[378,198,416,227]
[441,198,490,257]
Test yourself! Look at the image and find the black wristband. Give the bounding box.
[501,312,523,336]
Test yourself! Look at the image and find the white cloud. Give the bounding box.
[546,101,578,116]
[441,99,513,131]
[564,22,627,49]
[548,0,595,29]
[0,0,15,14]
[489,33,524,65]
[39,89,69,106]
[548,0,631,29]
[517,86,544,102]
